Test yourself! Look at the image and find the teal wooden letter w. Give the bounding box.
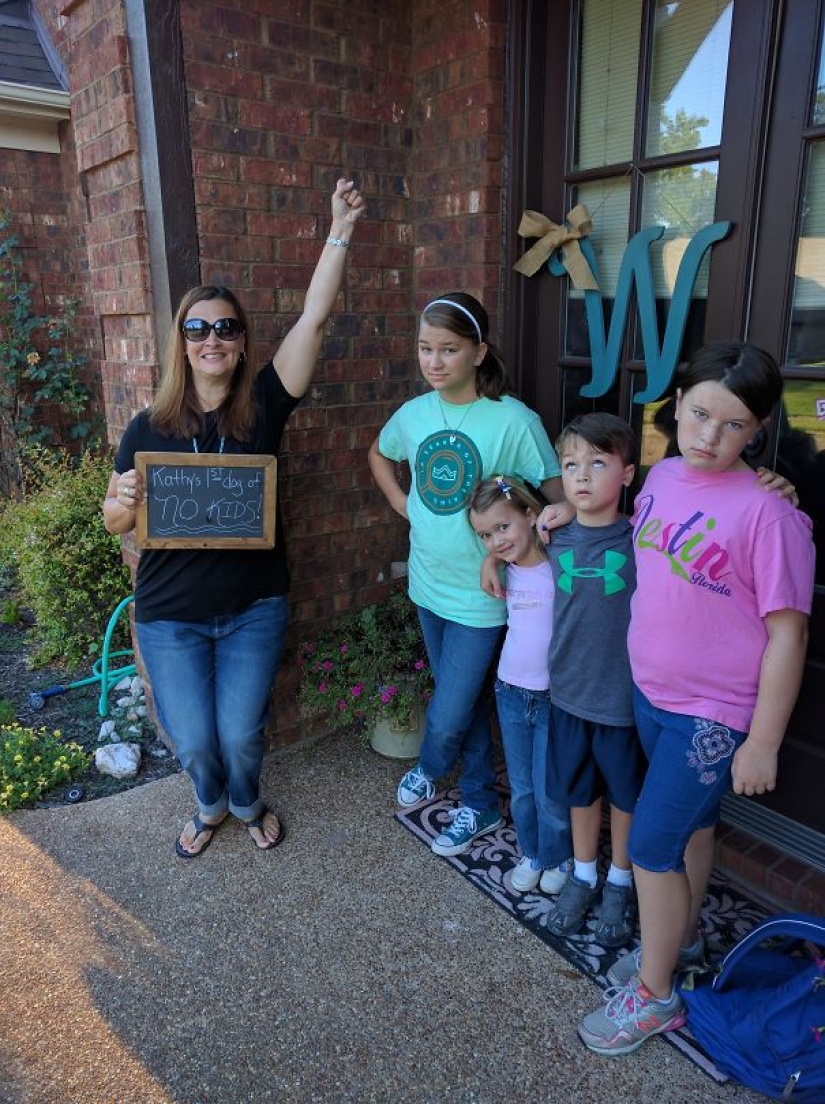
[549,221,731,403]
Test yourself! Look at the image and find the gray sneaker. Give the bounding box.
[547,873,600,937]
[607,935,707,988]
[578,977,686,1056]
[594,882,637,948]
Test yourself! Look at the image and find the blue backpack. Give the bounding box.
[679,913,825,1101]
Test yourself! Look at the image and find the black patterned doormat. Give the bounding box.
[395,770,772,1084]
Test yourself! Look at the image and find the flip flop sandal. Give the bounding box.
[243,807,286,851]
[174,813,224,859]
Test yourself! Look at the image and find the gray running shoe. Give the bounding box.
[547,873,600,937]
[607,935,707,988]
[594,881,637,948]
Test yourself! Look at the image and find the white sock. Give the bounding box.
[573,859,598,888]
[606,863,633,888]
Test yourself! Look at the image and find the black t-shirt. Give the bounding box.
[115,363,300,622]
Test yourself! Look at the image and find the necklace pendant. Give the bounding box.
[449,434,456,444]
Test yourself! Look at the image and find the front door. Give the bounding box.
[507,0,825,853]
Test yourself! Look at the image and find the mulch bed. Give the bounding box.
[0,584,180,807]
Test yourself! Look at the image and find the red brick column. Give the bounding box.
[410,0,507,332]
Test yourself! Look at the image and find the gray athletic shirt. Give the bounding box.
[548,517,636,727]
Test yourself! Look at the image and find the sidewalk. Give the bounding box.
[0,732,765,1104]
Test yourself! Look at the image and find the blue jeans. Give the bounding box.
[416,606,503,814]
[628,685,748,874]
[136,596,288,820]
[495,680,571,868]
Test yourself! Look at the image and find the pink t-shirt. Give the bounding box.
[629,458,815,732]
[497,560,554,691]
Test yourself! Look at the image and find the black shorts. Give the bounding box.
[546,704,646,813]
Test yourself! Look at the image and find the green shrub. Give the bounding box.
[0,722,89,812]
[0,699,15,725]
[0,448,132,665]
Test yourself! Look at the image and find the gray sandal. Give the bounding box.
[174,813,223,860]
[242,807,285,851]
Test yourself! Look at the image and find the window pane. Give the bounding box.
[639,161,719,296]
[646,0,733,157]
[814,19,825,125]
[788,142,825,367]
[566,178,631,356]
[559,367,621,428]
[575,0,643,170]
[630,161,717,360]
[776,381,825,585]
[630,385,672,480]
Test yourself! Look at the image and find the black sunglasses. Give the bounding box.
[182,317,245,342]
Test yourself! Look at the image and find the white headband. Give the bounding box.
[423,298,484,344]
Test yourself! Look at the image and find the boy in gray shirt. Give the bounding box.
[543,413,646,947]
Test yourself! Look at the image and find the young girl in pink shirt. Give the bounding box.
[468,476,572,896]
[578,342,815,1057]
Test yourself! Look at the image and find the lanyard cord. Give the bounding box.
[192,436,225,454]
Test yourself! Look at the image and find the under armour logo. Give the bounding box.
[556,549,628,595]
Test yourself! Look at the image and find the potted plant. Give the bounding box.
[299,589,433,757]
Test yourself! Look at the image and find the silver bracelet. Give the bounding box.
[326,236,349,248]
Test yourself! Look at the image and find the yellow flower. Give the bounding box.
[26,351,41,365]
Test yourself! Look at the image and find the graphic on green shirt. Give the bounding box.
[415,430,482,515]
[556,548,628,595]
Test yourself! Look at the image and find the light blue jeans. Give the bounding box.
[495,679,572,868]
[136,596,288,820]
[416,606,503,814]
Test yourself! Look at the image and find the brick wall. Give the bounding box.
[0,142,100,461]
[410,0,507,332]
[57,0,157,452]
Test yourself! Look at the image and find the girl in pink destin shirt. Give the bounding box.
[578,342,815,1057]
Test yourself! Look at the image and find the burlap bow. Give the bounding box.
[513,204,598,290]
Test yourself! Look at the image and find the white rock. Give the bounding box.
[130,676,144,697]
[98,719,118,741]
[95,742,141,779]
[114,676,133,692]
[134,705,148,717]
[116,695,134,709]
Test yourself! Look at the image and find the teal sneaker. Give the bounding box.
[397,764,435,807]
[430,806,503,856]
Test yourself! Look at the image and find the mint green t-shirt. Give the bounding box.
[378,391,561,627]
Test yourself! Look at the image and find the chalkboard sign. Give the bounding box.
[135,452,277,549]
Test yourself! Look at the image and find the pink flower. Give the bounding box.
[318,681,329,694]
[380,684,398,704]
[339,643,349,654]
[351,683,364,698]
[414,659,426,671]
[321,660,334,672]
[337,699,347,711]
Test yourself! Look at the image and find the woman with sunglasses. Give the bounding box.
[103,177,364,858]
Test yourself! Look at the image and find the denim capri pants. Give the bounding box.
[628,685,748,874]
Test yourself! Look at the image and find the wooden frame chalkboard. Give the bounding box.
[135,452,277,549]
